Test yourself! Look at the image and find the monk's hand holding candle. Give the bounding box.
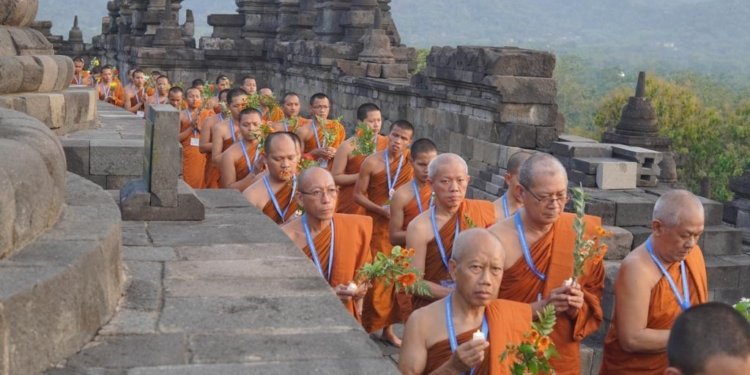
[447,338,490,373]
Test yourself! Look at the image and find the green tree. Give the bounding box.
[593,75,749,200]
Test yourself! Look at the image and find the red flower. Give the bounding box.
[397,273,417,287]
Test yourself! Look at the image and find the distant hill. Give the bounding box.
[37,0,750,78]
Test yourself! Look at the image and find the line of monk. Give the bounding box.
[77,64,722,374]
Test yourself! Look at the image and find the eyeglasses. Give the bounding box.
[520,183,570,205]
[299,187,339,199]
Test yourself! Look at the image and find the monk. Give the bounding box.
[204,88,247,188]
[331,103,389,215]
[487,153,604,375]
[192,79,204,93]
[179,87,213,189]
[144,75,170,118]
[96,65,125,107]
[123,69,153,116]
[295,93,345,169]
[198,88,230,187]
[243,132,301,224]
[600,189,708,375]
[219,108,264,191]
[390,138,438,246]
[270,92,311,133]
[666,302,750,375]
[240,75,257,95]
[70,56,92,86]
[493,151,532,220]
[281,167,372,321]
[355,120,415,346]
[406,153,496,311]
[399,228,532,375]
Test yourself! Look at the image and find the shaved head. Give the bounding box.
[452,228,504,262]
[428,153,468,181]
[653,189,704,227]
[298,166,333,189]
[507,151,533,175]
[518,153,566,189]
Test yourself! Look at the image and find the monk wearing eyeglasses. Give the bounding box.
[488,153,604,375]
[281,167,373,322]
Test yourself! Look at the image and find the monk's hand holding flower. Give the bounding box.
[334,284,355,302]
[448,339,490,373]
[563,281,584,319]
[547,284,575,314]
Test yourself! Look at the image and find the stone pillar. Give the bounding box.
[726,170,750,244]
[313,0,350,43]
[341,0,378,43]
[601,72,677,186]
[277,0,302,41]
[153,0,184,47]
[120,104,205,220]
[130,0,148,36]
[238,0,279,39]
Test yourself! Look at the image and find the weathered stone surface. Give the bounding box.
[146,105,179,206]
[189,331,382,364]
[120,180,205,221]
[0,0,40,27]
[66,334,188,369]
[0,55,23,92]
[698,225,743,256]
[483,75,556,104]
[125,359,398,375]
[0,108,65,258]
[601,225,634,260]
[596,161,637,190]
[89,139,142,176]
[0,173,122,375]
[550,142,612,158]
[498,123,536,148]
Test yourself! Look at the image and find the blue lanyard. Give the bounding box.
[514,212,546,282]
[262,175,297,223]
[229,118,237,143]
[155,90,161,104]
[239,140,259,174]
[283,119,289,132]
[101,83,111,99]
[501,193,510,219]
[385,152,405,194]
[412,180,432,213]
[185,110,198,135]
[646,237,691,311]
[302,214,335,282]
[311,119,322,148]
[445,293,488,375]
[430,206,461,273]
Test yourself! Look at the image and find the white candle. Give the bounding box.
[346,282,358,293]
[472,329,485,342]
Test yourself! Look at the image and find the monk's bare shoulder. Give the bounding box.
[488,218,515,246]
[243,179,267,209]
[618,245,661,289]
[391,182,414,208]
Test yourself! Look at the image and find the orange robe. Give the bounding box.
[361,152,414,332]
[600,246,708,375]
[301,214,373,321]
[127,87,154,109]
[403,181,433,230]
[497,212,604,375]
[180,110,208,188]
[423,299,531,375]
[233,140,259,184]
[71,71,91,85]
[97,81,125,107]
[262,181,299,225]
[413,199,496,310]
[263,106,285,123]
[204,137,233,189]
[336,135,389,215]
[302,119,346,170]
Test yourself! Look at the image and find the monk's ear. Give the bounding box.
[652,219,664,236]
[448,258,458,280]
[663,367,683,375]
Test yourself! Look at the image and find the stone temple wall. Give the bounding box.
[82,0,560,201]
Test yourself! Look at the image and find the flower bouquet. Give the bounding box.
[568,186,610,284]
[734,298,750,321]
[298,153,319,172]
[315,115,344,148]
[356,246,431,296]
[352,122,377,156]
[500,304,558,375]
[254,122,275,149]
